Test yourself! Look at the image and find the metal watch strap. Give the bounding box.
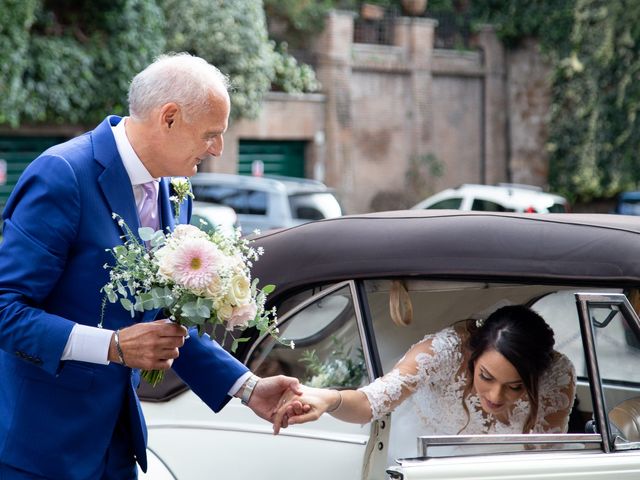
[240,375,259,405]
[114,329,127,367]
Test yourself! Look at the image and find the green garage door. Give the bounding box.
[238,140,306,178]
[0,136,67,212]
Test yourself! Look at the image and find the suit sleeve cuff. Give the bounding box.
[229,371,253,397]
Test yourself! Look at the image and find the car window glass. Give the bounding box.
[289,192,343,221]
[426,197,462,210]
[247,285,368,389]
[192,185,244,210]
[247,190,267,215]
[471,198,514,212]
[192,185,267,215]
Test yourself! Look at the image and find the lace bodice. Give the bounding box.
[359,327,576,435]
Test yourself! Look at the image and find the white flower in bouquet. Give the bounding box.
[100,214,280,387]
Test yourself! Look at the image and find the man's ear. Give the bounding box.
[159,103,179,130]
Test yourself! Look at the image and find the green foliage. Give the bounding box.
[272,43,321,94]
[548,0,640,201]
[0,0,164,127]
[0,0,39,126]
[299,337,366,388]
[264,0,336,40]
[469,0,575,53]
[161,0,275,120]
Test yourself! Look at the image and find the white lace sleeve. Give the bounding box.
[534,352,577,433]
[358,327,463,420]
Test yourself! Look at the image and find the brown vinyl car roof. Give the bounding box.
[252,210,640,305]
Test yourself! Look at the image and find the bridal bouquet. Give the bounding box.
[101,213,282,386]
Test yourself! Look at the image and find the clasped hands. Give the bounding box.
[107,321,317,433]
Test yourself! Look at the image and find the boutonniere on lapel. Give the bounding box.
[169,177,195,222]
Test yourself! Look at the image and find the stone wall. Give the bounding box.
[308,11,512,213]
[506,38,552,188]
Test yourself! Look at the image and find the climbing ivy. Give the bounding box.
[548,0,640,201]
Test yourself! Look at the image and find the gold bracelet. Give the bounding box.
[326,389,343,413]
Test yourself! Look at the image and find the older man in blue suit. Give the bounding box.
[0,53,301,479]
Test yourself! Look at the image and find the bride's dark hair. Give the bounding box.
[460,305,555,434]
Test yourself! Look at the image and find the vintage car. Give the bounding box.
[140,210,640,480]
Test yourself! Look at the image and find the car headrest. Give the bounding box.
[609,397,640,442]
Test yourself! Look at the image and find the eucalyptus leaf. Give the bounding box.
[138,227,155,241]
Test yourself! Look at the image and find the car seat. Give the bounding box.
[609,397,640,442]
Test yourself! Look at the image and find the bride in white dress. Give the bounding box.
[275,305,576,456]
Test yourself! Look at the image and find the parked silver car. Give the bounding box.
[190,173,343,234]
[141,211,640,479]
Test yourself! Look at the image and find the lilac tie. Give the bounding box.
[138,181,159,232]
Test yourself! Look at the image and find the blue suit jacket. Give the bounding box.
[0,116,248,479]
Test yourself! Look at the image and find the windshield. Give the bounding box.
[288,192,343,221]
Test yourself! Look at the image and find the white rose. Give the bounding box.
[154,245,174,280]
[172,224,208,242]
[226,302,258,330]
[204,276,223,299]
[228,273,251,306]
[217,303,233,322]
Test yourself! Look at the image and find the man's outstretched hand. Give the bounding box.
[243,375,309,433]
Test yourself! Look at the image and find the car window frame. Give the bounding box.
[243,280,379,383]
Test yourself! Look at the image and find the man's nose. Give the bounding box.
[207,136,224,157]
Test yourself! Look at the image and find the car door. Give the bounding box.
[243,281,376,479]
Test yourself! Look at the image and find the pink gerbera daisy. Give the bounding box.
[171,238,225,290]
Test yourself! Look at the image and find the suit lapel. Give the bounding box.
[94,116,141,243]
[158,177,176,233]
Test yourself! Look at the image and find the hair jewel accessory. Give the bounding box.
[475,317,485,328]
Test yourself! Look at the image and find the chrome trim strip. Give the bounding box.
[418,434,602,457]
[614,437,640,451]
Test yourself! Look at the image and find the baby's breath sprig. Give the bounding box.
[169,177,195,222]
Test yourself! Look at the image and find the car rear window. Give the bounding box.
[289,192,342,221]
[425,197,462,209]
[471,198,514,212]
[548,202,567,213]
[192,185,267,215]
